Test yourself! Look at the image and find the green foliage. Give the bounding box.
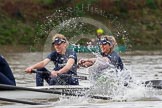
[37,0,55,5]
[115,0,128,13]
[75,0,97,16]
[77,0,97,4]
[146,0,157,9]
[0,15,35,45]
[76,38,90,45]
[0,0,162,51]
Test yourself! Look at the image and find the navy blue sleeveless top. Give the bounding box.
[101,51,123,70]
[47,49,77,75]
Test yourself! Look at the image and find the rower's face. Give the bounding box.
[54,43,66,54]
[100,44,111,53]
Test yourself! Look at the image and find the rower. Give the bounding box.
[0,55,16,86]
[78,35,123,70]
[78,35,133,86]
[25,34,79,86]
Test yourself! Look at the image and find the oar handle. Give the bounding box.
[31,70,87,80]
[31,70,51,74]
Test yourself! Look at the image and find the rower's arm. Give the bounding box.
[56,58,75,74]
[32,58,50,69]
[25,58,50,73]
[78,58,96,68]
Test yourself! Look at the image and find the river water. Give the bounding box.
[1,52,162,108]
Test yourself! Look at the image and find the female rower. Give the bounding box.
[78,35,123,70]
[25,34,79,86]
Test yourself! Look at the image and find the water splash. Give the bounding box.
[49,56,162,105]
[34,4,141,104]
[34,4,131,58]
[81,57,162,102]
[52,96,89,106]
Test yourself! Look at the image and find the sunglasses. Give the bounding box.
[99,38,112,46]
[52,37,66,45]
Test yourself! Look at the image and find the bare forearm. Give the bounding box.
[30,61,45,69]
[57,65,71,74]
[78,58,96,67]
[25,59,50,73]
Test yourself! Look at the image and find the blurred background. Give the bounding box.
[1,1,162,107]
[0,0,162,53]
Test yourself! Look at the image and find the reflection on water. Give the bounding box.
[1,52,162,108]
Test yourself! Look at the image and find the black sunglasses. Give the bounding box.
[52,37,66,45]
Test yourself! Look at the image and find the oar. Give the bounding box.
[0,97,44,105]
[31,70,87,80]
[0,84,110,100]
[144,80,162,89]
[31,70,162,89]
[0,84,65,93]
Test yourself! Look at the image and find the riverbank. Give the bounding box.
[0,45,43,54]
[0,45,30,54]
[0,1,162,50]
[1,45,162,56]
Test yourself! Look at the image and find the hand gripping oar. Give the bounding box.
[31,70,87,80]
[0,97,44,105]
[0,84,111,100]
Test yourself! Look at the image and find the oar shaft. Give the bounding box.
[31,70,50,74]
[0,84,85,95]
[90,95,111,100]
[0,97,43,105]
[60,74,87,80]
[144,80,162,89]
[0,84,57,93]
[0,84,111,100]
[31,70,87,80]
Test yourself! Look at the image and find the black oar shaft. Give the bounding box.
[31,70,87,80]
[144,80,162,89]
[0,84,111,100]
[90,95,111,100]
[0,84,57,93]
[0,97,43,105]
